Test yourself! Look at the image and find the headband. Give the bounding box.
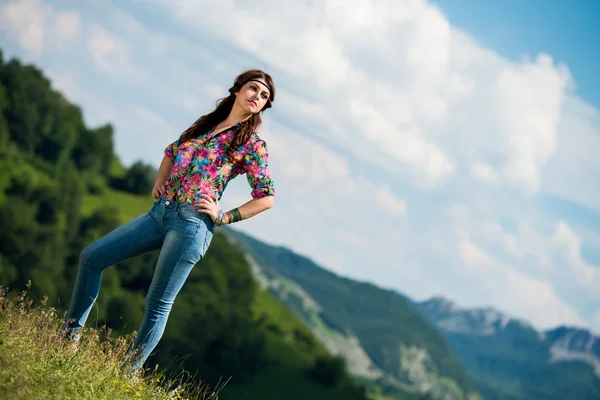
[247,79,271,94]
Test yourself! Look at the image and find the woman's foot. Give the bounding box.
[58,325,80,354]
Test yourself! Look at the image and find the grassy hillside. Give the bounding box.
[225,229,480,400]
[0,284,221,400]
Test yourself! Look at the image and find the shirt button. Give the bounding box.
[165,201,170,205]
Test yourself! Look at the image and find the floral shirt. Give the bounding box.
[163,122,275,206]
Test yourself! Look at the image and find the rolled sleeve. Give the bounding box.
[164,139,179,160]
[244,140,275,199]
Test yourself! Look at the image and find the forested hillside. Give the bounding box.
[225,228,481,400]
[0,50,370,400]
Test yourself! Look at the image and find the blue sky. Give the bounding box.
[433,0,600,106]
[1,0,599,335]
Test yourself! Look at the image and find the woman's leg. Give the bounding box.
[63,210,165,338]
[124,210,214,371]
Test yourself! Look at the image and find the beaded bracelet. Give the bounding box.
[215,210,225,226]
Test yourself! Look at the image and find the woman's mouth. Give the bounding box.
[248,100,257,106]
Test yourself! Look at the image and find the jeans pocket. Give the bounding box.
[176,209,203,224]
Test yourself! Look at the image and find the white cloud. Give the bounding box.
[495,54,571,193]
[134,105,172,134]
[452,207,600,305]
[472,162,497,183]
[87,25,138,78]
[0,0,48,55]
[592,310,600,334]
[542,96,600,213]
[348,97,455,187]
[267,128,350,185]
[552,222,600,298]
[456,229,588,330]
[0,0,82,55]
[373,183,407,217]
[54,11,81,47]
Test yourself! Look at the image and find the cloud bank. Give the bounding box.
[1,0,599,333]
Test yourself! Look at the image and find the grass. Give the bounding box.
[82,187,154,223]
[0,283,225,400]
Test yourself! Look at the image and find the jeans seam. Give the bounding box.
[152,223,201,305]
[201,225,212,256]
[180,223,202,263]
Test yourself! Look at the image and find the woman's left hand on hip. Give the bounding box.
[196,194,220,222]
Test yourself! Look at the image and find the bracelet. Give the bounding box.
[226,208,242,224]
[215,210,225,226]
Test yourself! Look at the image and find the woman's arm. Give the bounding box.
[196,194,273,224]
[152,155,174,199]
[222,195,274,224]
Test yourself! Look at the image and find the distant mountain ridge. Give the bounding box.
[546,326,600,377]
[415,296,600,369]
[414,296,600,399]
[416,297,533,337]
[224,228,480,400]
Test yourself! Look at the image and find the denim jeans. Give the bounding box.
[63,196,214,371]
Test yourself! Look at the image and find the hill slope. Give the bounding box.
[224,228,480,400]
[0,284,222,400]
[415,297,600,400]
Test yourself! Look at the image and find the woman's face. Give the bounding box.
[236,78,270,113]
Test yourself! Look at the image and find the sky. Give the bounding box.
[1,0,599,335]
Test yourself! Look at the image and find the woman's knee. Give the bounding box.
[79,243,102,274]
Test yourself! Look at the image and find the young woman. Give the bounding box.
[62,69,276,373]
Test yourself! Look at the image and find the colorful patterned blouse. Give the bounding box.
[163,122,275,206]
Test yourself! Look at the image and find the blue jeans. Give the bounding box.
[63,196,214,371]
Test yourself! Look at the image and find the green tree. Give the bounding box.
[71,124,115,175]
[309,355,347,387]
[110,160,156,195]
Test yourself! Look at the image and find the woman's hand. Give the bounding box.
[152,182,166,199]
[196,194,220,222]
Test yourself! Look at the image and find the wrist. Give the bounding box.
[227,208,242,224]
[215,210,225,226]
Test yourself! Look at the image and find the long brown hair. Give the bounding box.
[178,69,276,162]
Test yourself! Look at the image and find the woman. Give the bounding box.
[62,69,276,373]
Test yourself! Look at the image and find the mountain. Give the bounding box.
[414,296,600,400]
[416,296,528,336]
[224,228,481,400]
